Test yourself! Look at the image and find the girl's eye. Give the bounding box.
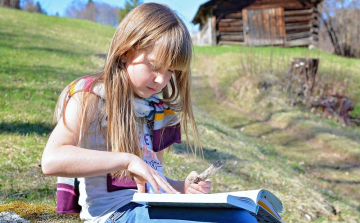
[167,69,175,74]
[150,63,161,71]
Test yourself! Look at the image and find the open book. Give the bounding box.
[132,189,283,223]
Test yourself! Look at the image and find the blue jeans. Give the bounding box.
[105,202,257,223]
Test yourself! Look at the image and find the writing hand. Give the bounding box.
[184,171,211,194]
[126,154,179,194]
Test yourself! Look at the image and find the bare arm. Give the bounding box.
[42,92,178,194]
[42,93,129,177]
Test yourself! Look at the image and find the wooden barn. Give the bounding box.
[192,0,323,47]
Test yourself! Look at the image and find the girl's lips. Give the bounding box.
[147,87,158,92]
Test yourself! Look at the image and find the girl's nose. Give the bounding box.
[154,72,165,85]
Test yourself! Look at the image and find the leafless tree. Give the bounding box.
[65,0,119,26]
[0,0,20,9]
[21,0,45,14]
[96,2,119,27]
[319,0,360,58]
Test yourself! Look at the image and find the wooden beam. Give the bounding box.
[218,18,242,23]
[218,40,247,46]
[218,31,244,36]
[286,23,312,31]
[219,35,244,41]
[218,21,243,27]
[211,16,217,45]
[284,8,314,16]
[287,31,311,40]
[285,37,312,47]
[285,16,313,23]
[218,26,243,32]
[223,12,242,19]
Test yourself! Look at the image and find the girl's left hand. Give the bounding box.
[184,171,211,194]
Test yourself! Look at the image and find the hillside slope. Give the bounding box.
[190,48,360,222]
[0,7,359,223]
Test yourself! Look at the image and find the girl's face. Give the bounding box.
[126,48,174,98]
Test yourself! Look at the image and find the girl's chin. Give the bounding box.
[134,92,153,99]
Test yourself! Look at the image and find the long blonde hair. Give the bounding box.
[56,3,201,178]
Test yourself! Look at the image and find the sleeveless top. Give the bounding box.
[55,77,181,222]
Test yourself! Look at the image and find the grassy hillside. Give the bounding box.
[0,7,114,221]
[190,46,360,223]
[1,7,359,222]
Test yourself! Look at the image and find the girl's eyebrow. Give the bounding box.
[147,58,163,67]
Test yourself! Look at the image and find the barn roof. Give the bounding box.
[192,0,323,25]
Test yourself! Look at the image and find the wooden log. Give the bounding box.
[310,28,319,34]
[284,8,314,16]
[223,12,242,19]
[218,21,242,27]
[286,24,312,31]
[285,15,313,23]
[218,31,243,36]
[218,23,230,27]
[219,35,244,41]
[287,31,311,40]
[285,37,312,46]
[218,18,241,23]
[218,40,247,45]
[218,26,243,32]
[285,22,310,28]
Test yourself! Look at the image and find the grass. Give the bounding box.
[191,45,360,222]
[0,8,114,209]
[1,7,360,223]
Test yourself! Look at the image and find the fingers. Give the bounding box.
[128,156,178,194]
[137,183,146,193]
[186,179,212,194]
[187,171,199,178]
[149,171,179,194]
[137,168,179,194]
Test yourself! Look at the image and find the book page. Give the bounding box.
[223,189,262,204]
[132,193,256,213]
[259,190,283,213]
[258,198,281,220]
[255,205,282,223]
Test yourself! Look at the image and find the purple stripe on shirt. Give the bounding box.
[152,123,181,152]
[56,183,81,214]
[107,174,137,192]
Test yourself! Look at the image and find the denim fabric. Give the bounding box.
[105,202,257,223]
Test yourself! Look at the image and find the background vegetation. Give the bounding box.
[0,7,359,222]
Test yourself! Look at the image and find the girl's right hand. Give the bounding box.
[126,154,179,194]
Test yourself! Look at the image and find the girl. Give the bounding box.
[42,3,256,223]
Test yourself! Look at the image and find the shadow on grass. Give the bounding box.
[0,122,53,135]
[0,30,92,56]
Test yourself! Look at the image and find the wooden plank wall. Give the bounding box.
[284,7,320,46]
[213,0,320,46]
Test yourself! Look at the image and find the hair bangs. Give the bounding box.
[152,28,192,72]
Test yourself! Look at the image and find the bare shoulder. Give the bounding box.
[48,91,102,147]
[66,91,101,123]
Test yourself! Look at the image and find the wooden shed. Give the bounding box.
[192,0,323,47]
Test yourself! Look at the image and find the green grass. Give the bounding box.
[1,7,360,223]
[192,45,360,222]
[0,8,114,209]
